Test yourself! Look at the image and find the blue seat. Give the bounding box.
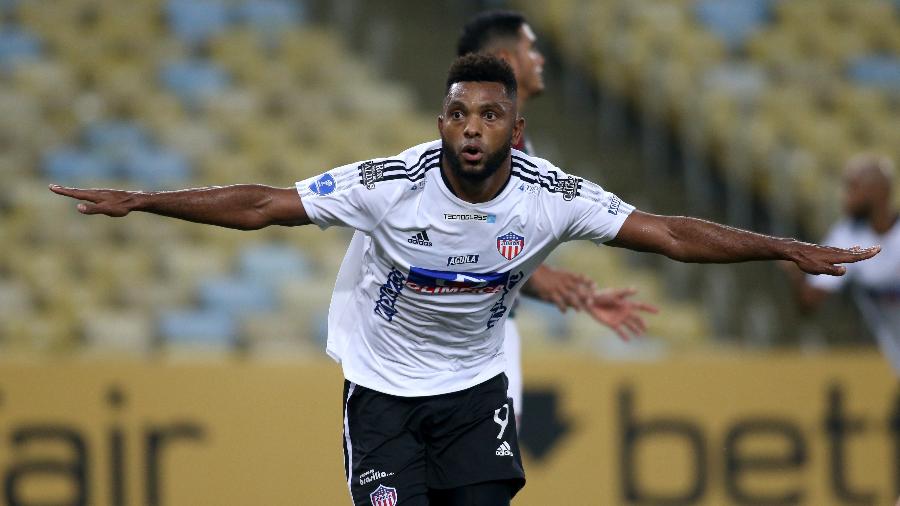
[198,276,278,316]
[158,308,237,347]
[0,27,41,71]
[235,0,305,36]
[42,147,116,184]
[848,56,900,92]
[121,146,192,188]
[160,59,230,107]
[238,243,311,286]
[165,0,231,46]
[84,120,149,152]
[694,0,772,52]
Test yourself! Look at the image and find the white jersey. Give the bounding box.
[297,140,634,396]
[808,217,900,375]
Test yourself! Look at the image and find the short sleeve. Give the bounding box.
[296,158,404,233]
[556,177,635,244]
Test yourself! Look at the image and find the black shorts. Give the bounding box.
[342,373,526,505]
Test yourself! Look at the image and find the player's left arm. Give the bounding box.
[607,211,880,275]
[520,265,658,340]
[520,264,595,312]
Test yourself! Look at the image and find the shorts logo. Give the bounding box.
[496,441,514,457]
[443,213,496,223]
[370,484,398,506]
[360,160,385,190]
[496,232,525,261]
[309,173,335,196]
[360,468,394,486]
[559,177,579,201]
[447,254,479,267]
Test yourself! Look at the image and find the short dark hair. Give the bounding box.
[456,10,526,57]
[445,53,517,100]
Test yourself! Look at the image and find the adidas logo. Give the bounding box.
[495,441,513,457]
[407,230,433,247]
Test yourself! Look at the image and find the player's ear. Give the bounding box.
[512,116,525,147]
[437,114,444,134]
[494,48,515,68]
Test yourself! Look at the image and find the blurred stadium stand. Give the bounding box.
[0,0,436,358]
[514,0,900,345]
[3,0,897,359]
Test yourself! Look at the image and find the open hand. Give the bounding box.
[586,287,658,341]
[49,185,137,217]
[790,243,880,275]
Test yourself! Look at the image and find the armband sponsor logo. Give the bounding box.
[608,195,622,215]
[309,173,335,196]
[359,160,385,190]
[374,267,406,322]
[447,254,479,267]
[443,213,496,223]
[559,177,579,201]
[518,183,539,195]
[405,267,508,295]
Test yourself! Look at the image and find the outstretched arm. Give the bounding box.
[607,211,880,275]
[49,184,310,230]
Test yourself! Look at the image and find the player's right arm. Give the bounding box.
[49,184,310,230]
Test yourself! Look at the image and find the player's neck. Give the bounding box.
[440,156,512,204]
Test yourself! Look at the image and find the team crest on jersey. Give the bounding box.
[359,160,385,190]
[496,232,525,260]
[309,173,335,196]
[370,484,397,506]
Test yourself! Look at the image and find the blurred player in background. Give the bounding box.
[51,54,879,505]
[785,154,900,375]
[455,10,659,424]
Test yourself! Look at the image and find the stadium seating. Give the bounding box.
[518,0,900,235]
[0,0,440,358]
[1,0,714,359]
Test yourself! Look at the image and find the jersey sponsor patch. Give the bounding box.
[559,177,579,201]
[369,484,398,506]
[496,232,525,260]
[443,212,496,223]
[447,254,479,267]
[374,267,405,322]
[406,267,509,295]
[309,173,336,196]
[607,194,622,215]
[359,160,385,190]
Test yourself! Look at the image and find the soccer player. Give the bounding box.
[784,154,900,375]
[51,55,879,505]
[454,10,660,423]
